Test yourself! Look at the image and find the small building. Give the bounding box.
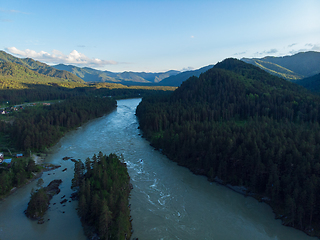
[15,153,23,158]
[1,158,12,166]
[3,159,12,164]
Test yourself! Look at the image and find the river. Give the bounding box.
[0,98,316,240]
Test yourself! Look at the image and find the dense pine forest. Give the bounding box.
[136,58,320,236]
[72,152,132,240]
[0,96,116,152]
[0,157,40,196]
[0,84,172,199]
[0,84,174,105]
[0,95,116,198]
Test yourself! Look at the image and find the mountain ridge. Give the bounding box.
[0,51,84,83]
[136,58,320,237]
[241,51,320,80]
[157,65,214,86]
[53,63,180,85]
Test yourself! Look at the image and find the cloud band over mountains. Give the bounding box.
[5,47,118,68]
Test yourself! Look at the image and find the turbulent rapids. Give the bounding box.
[0,99,316,240]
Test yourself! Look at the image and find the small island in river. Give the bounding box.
[71,152,133,240]
[25,179,62,223]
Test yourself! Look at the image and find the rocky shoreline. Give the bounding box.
[0,159,61,201]
[25,179,62,223]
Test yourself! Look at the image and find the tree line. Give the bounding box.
[0,84,172,105]
[0,96,116,152]
[72,152,132,240]
[0,94,115,197]
[0,157,39,197]
[136,59,320,237]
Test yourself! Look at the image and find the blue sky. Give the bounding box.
[1,0,320,72]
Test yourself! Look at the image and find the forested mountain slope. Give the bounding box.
[0,62,88,92]
[0,51,84,83]
[242,51,320,80]
[136,58,320,237]
[296,73,320,93]
[157,65,214,86]
[0,96,116,152]
[0,61,86,90]
[53,64,120,83]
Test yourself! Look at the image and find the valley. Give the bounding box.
[1,51,320,239]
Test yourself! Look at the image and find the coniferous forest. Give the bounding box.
[4,96,116,152]
[0,85,172,153]
[0,95,116,198]
[136,58,320,236]
[0,157,39,196]
[72,152,132,240]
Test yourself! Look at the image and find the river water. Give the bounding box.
[0,98,316,240]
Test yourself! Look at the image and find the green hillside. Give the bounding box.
[241,59,303,80]
[242,51,320,80]
[0,62,85,89]
[0,51,84,83]
[136,58,320,237]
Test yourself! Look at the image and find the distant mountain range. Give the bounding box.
[241,51,320,81]
[1,50,320,88]
[53,63,216,87]
[157,65,214,86]
[0,50,213,87]
[53,64,180,85]
[54,51,320,86]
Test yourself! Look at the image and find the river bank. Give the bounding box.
[0,152,61,201]
[0,98,316,240]
[149,142,320,238]
[25,179,63,223]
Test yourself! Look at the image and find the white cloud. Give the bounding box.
[288,43,297,48]
[0,8,30,14]
[181,67,194,72]
[289,44,320,55]
[233,51,247,56]
[311,44,320,51]
[0,18,12,22]
[267,49,278,54]
[5,47,118,68]
[254,48,279,56]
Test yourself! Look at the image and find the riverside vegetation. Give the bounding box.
[136,58,320,237]
[71,152,132,240]
[0,95,116,198]
[0,83,165,238]
[0,81,172,197]
[2,50,320,238]
[0,157,41,197]
[25,179,62,221]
